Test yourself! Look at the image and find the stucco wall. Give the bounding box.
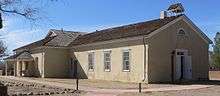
[31,52,45,77]
[72,39,148,83]
[44,48,70,78]
[147,19,209,83]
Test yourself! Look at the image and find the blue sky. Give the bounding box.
[0,0,219,53]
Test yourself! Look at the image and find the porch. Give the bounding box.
[4,51,36,77]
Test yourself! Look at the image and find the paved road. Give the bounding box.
[0,76,213,96]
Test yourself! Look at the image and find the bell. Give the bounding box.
[167,3,185,14]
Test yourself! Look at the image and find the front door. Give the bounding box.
[175,49,192,81]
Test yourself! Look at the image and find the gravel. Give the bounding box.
[0,78,85,96]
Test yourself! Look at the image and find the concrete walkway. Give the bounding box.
[0,76,213,96]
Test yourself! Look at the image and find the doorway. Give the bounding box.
[175,49,192,81]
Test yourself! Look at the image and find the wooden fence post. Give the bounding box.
[139,83,141,93]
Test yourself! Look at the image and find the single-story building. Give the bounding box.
[5,13,212,83]
[5,29,85,78]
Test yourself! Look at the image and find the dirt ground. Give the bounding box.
[20,77,195,90]
[119,71,220,96]
[0,78,85,96]
[1,71,220,96]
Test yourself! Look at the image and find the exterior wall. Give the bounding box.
[147,19,209,83]
[72,39,148,83]
[44,48,70,78]
[13,48,70,78]
[31,52,45,77]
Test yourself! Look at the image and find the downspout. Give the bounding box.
[142,36,147,82]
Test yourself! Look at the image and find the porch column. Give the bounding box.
[22,61,25,71]
[16,61,20,76]
[16,61,22,76]
[22,61,26,76]
[5,62,7,76]
[14,63,17,76]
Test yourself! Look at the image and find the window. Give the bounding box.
[104,51,111,72]
[35,57,38,65]
[177,29,186,36]
[88,52,95,71]
[122,50,130,71]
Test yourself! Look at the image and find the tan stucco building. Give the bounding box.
[5,14,212,83]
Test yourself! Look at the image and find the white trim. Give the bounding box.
[104,69,111,72]
[177,28,188,36]
[88,51,95,72]
[103,49,112,52]
[122,49,131,72]
[103,50,111,72]
[122,48,131,51]
[122,70,130,72]
[175,49,188,55]
[87,50,95,53]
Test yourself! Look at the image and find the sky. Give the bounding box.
[0,0,219,54]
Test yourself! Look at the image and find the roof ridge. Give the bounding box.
[69,15,182,46]
[81,15,182,37]
[50,29,87,33]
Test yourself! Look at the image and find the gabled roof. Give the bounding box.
[44,29,86,47]
[13,37,54,51]
[16,51,33,60]
[69,15,182,46]
[14,29,85,51]
[4,51,33,61]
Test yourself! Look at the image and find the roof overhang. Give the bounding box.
[4,51,34,62]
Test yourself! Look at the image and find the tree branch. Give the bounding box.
[0,7,38,20]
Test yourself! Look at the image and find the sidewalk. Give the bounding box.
[0,76,213,96]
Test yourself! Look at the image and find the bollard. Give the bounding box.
[139,83,141,93]
[76,78,79,90]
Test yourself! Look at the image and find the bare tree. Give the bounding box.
[0,40,6,57]
[0,0,57,29]
[0,0,57,57]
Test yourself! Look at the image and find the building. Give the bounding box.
[5,29,85,78]
[5,13,212,83]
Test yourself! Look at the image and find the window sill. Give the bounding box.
[104,70,111,72]
[88,69,94,72]
[123,70,130,72]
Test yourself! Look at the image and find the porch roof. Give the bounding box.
[4,51,34,61]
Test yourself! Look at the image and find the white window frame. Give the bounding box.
[122,49,131,72]
[88,52,95,71]
[177,28,187,36]
[103,50,111,72]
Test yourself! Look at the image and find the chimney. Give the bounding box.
[160,11,167,19]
